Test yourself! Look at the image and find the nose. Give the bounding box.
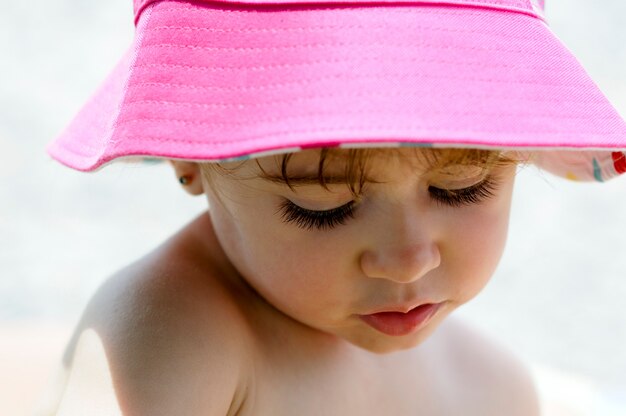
[359,238,441,284]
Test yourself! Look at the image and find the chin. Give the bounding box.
[347,329,435,355]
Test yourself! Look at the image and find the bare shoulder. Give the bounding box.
[431,316,541,416]
[51,218,253,415]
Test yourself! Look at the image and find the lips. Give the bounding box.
[358,302,443,336]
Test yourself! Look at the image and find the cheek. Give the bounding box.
[207,195,351,314]
[445,184,514,300]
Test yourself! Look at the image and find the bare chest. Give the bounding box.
[231,342,454,416]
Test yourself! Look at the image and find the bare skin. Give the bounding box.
[45,212,539,416]
[42,149,540,415]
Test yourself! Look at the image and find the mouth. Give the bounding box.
[358,302,444,337]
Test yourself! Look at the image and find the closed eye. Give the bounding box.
[277,200,356,231]
[277,176,500,231]
[428,176,498,207]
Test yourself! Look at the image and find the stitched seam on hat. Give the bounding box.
[123,95,606,109]
[141,40,550,55]
[135,41,555,57]
[153,3,539,19]
[116,112,618,129]
[127,78,587,96]
[155,6,518,16]
[135,51,559,73]
[147,24,537,41]
[131,65,582,89]
[188,0,533,9]
[205,0,532,7]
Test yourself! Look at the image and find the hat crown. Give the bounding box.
[133,0,545,22]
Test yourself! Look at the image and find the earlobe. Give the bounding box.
[169,160,204,196]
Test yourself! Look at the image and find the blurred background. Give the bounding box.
[1,0,625,414]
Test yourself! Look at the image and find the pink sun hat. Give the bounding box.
[47,0,626,181]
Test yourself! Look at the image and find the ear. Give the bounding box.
[168,160,205,196]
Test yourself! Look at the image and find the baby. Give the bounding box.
[42,0,626,415]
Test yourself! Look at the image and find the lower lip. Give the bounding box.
[359,303,443,337]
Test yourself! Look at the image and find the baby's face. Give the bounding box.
[200,149,517,353]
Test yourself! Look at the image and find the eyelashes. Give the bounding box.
[279,176,499,231]
[428,176,498,208]
[278,199,357,231]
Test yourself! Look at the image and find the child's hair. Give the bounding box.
[200,147,524,197]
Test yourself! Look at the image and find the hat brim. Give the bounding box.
[48,0,626,179]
